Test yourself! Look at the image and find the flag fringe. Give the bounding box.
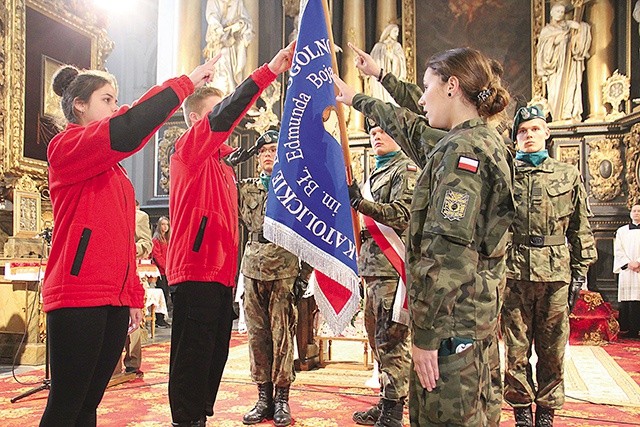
[311,273,362,336]
[264,217,360,293]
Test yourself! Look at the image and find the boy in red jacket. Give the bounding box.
[167,42,294,427]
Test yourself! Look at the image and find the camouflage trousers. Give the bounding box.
[363,276,411,401]
[501,279,569,409]
[409,336,492,426]
[243,276,297,387]
[488,276,507,427]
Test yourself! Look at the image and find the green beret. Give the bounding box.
[364,116,378,134]
[256,129,279,148]
[511,105,546,141]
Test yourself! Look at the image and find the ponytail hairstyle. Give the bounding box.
[425,47,510,118]
[52,65,117,124]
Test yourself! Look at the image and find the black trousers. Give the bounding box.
[619,300,640,336]
[169,281,233,423]
[40,306,130,427]
[156,274,171,309]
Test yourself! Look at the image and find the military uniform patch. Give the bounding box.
[457,156,479,173]
[441,189,470,221]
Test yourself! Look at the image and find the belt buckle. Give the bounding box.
[529,236,544,247]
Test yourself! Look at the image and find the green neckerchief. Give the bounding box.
[375,150,400,169]
[515,149,549,166]
[260,172,271,191]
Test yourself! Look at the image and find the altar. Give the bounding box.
[0,259,47,365]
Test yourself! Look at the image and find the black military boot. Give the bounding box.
[242,382,274,425]
[373,398,403,427]
[514,406,533,427]
[352,399,382,425]
[273,386,292,426]
[535,407,554,427]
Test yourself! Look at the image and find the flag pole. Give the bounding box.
[320,0,362,252]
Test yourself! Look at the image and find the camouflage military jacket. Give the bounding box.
[238,178,306,281]
[352,94,446,169]
[407,118,515,351]
[507,157,597,283]
[381,72,424,114]
[358,151,420,277]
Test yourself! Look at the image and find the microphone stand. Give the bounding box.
[11,338,50,403]
[11,231,51,403]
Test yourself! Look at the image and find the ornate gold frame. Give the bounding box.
[401,0,545,94]
[1,0,112,182]
[624,123,640,208]
[13,189,40,237]
[586,137,624,202]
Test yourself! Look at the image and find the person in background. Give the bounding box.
[166,42,294,427]
[152,215,172,327]
[40,56,216,426]
[237,130,312,427]
[613,204,640,339]
[123,200,154,375]
[348,117,418,427]
[501,105,597,427]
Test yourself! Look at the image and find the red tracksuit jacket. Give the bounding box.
[167,64,276,286]
[44,76,194,312]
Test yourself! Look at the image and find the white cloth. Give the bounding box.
[145,288,168,316]
[613,225,640,301]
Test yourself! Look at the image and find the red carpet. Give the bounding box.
[1,333,639,426]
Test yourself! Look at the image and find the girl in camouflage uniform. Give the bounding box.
[335,48,515,426]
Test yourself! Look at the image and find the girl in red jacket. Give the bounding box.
[152,216,171,327]
[40,56,218,427]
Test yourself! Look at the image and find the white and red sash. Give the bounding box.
[361,182,409,326]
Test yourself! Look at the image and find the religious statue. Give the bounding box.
[203,0,254,95]
[536,2,591,123]
[367,24,407,105]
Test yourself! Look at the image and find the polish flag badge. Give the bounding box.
[457,156,479,173]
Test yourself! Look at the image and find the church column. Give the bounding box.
[585,0,615,121]
[245,0,259,79]
[342,0,365,134]
[175,0,203,77]
[376,1,397,40]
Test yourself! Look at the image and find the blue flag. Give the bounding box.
[263,0,359,334]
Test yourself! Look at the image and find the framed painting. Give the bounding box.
[402,0,545,113]
[41,55,64,120]
[1,0,112,180]
[13,190,41,238]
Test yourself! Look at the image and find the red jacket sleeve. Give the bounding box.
[173,64,276,167]
[48,76,194,186]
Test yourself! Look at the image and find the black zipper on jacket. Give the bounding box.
[70,228,92,276]
[193,216,208,252]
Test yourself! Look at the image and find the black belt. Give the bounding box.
[249,232,270,244]
[360,229,372,240]
[510,234,565,247]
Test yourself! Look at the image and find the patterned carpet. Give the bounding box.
[0,334,639,426]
